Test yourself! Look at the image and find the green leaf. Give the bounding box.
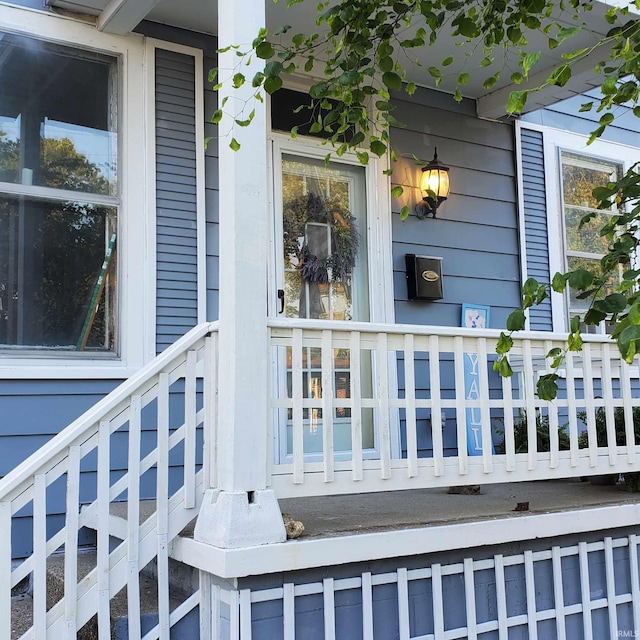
[521,51,542,76]
[629,303,640,325]
[382,71,402,91]
[493,356,513,378]
[537,374,559,401]
[511,72,524,84]
[211,109,223,124]
[547,64,572,87]
[255,41,275,59]
[584,308,607,325]
[458,72,470,85]
[568,268,594,290]
[455,16,479,38]
[579,102,593,112]
[599,112,615,126]
[264,75,283,94]
[309,81,328,99]
[496,332,513,355]
[229,138,241,151]
[399,205,411,220]
[356,151,369,165]
[264,61,283,77]
[232,73,245,89]
[252,71,265,88]
[506,309,526,331]
[370,140,387,157]
[442,56,454,66]
[405,82,417,96]
[570,315,581,334]
[603,293,627,312]
[506,90,528,114]
[379,56,394,72]
[557,25,581,43]
[391,186,404,198]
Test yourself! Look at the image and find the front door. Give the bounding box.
[271,139,376,462]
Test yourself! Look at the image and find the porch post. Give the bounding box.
[194,0,285,548]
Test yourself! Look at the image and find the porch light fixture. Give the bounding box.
[415,149,450,219]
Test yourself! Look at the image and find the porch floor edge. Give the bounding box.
[170,489,640,579]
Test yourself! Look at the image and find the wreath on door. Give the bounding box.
[283,192,359,284]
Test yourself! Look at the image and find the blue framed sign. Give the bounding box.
[461,303,490,330]
[461,303,493,456]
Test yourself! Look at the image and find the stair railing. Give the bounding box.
[1,321,218,639]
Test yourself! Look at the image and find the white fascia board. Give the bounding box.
[170,502,640,579]
[98,0,161,34]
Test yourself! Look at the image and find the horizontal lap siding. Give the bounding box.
[390,89,520,330]
[521,127,553,331]
[390,89,520,458]
[0,379,120,558]
[155,49,199,353]
[523,90,639,145]
[237,529,639,640]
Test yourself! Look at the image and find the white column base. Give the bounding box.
[193,489,286,548]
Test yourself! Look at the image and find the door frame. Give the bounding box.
[267,132,399,465]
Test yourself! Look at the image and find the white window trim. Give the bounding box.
[517,121,639,333]
[0,3,149,379]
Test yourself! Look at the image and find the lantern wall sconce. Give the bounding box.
[415,149,450,219]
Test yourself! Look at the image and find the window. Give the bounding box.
[527,125,638,334]
[0,31,119,352]
[560,151,623,332]
[0,5,147,378]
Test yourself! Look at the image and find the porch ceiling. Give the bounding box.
[50,0,635,118]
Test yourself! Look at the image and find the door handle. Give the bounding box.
[277,289,285,314]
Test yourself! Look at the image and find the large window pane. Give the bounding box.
[561,151,623,331]
[0,196,117,351]
[0,32,117,195]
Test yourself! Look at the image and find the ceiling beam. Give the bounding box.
[97,0,162,34]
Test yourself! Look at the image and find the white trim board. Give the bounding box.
[170,501,640,580]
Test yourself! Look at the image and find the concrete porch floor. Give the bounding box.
[278,478,640,540]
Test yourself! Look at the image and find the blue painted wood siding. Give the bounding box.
[390,88,520,459]
[155,49,199,353]
[234,528,638,639]
[520,127,553,331]
[522,89,639,146]
[390,88,521,329]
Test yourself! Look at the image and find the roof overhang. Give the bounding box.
[47,0,637,117]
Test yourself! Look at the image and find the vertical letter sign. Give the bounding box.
[461,304,493,456]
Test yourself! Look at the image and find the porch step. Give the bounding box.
[11,548,196,639]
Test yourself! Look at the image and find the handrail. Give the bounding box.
[0,321,218,500]
[267,317,617,344]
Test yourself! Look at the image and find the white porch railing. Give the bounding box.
[268,319,640,498]
[1,321,218,640]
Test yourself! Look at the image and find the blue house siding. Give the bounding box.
[226,528,639,639]
[390,89,520,329]
[520,127,553,331]
[1,379,120,557]
[522,89,640,146]
[136,21,220,325]
[390,88,520,458]
[155,49,200,353]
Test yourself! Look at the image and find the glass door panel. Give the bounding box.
[274,149,375,461]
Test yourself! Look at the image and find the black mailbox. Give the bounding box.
[405,254,444,300]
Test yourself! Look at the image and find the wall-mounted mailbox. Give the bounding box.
[405,254,444,300]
